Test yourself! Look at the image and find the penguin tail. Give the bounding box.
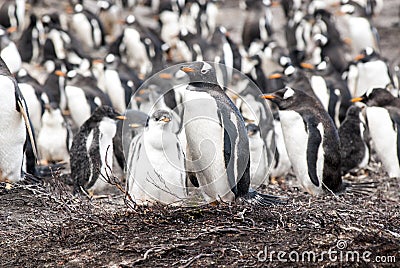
[35,162,67,178]
[242,189,288,206]
[341,180,377,195]
[21,172,43,185]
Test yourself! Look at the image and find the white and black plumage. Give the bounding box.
[126,109,187,205]
[262,87,342,195]
[180,61,282,205]
[352,88,400,178]
[70,105,124,194]
[16,68,45,137]
[37,103,72,164]
[0,26,22,74]
[0,57,37,182]
[241,0,274,49]
[309,9,349,74]
[345,47,394,98]
[110,15,164,78]
[65,71,113,128]
[337,2,380,57]
[114,108,149,170]
[246,123,269,188]
[338,105,369,174]
[68,3,106,50]
[0,0,26,33]
[17,14,44,64]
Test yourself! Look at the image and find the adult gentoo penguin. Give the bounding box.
[0,57,37,182]
[180,61,281,204]
[70,106,125,195]
[262,87,342,195]
[352,88,400,178]
[338,105,369,174]
[126,109,187,205]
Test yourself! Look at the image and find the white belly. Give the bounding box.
[279,110,324,194]
[38,124,69,162]
[127,131,187,205]
[183,90,234,202]
[65,86,91,127]
[19,83,42,136]
[355,61,392,97]
[366,107,400,177]
[0,76,25,182]
[72,13,94,48]
[1,42,21,74]
[105,70,126,113]
[248,134,268,188]
[348,17,378,55]
[270,119,291,177]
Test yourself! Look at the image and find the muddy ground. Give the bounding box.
[1,0,400,267]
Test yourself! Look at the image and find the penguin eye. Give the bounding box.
[201,69,209,74]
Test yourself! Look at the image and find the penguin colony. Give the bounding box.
[0,0,399,206]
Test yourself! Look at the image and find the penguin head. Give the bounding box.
[352,88,395,107]
[354,47,379,62]
[180,61,218,85]
[345,105,362,119]
[261,87,302,110]
[147,110,172,129]
[89,105,125,124]
[42,103,65,126]
[245,123,260,137]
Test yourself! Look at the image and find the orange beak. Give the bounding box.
[55,70,66,77]
[116,115,126,120]
[6,26,17,33]
[66,6,74,14]
[271,1,280,7]
[92,59,104,64]
[181,67,195,73]
[351,97,364,103]
[300,62,315,70]
[161,117,171,122]
[261,94,276,100]
[354,54,365,61]
[159,73,172,79]
[268,73,283,79]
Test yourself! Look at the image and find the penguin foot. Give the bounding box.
[341,180,377,195]
[243,189,288,206]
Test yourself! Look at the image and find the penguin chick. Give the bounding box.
[126,109,187,206]
[70,105,125,195]
[262,87,342,195]
[246,123,269,188]
[338,105,369,174]
[37,103,72,164]
[352,88,400,178]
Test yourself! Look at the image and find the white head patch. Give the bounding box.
[283,87,295,99]
[284,65,296,76]
[365,47,374,56]
[126,15,135,24]
[105,54,115,63]
[201,62,212,73]
[18,68,27,77]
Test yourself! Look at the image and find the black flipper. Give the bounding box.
[387,108,400,167]
[306,119,322,187]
